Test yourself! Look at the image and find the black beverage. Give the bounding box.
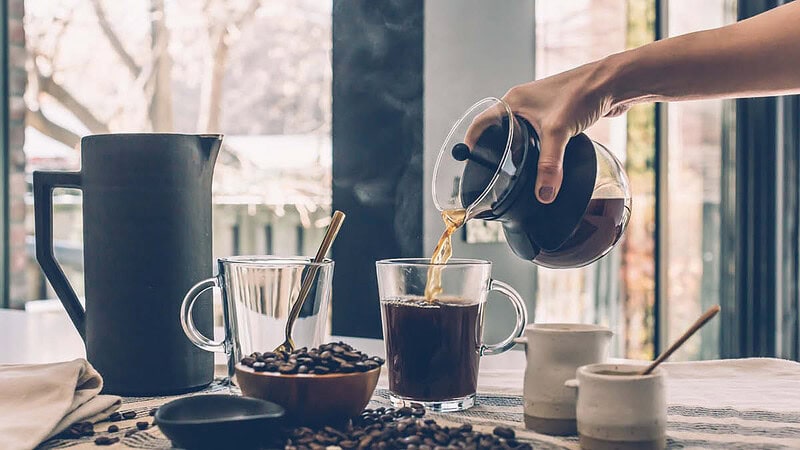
[381,298,483,401]
[534,197,630,268]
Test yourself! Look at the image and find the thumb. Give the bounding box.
[535,130,570,204]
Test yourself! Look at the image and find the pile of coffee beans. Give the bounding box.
[240,342,385,375]
[283,405,531,450]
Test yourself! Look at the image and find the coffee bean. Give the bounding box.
[279,363,298,374]
[108,412,122,422]
[298,365,309,374]
[252,361,267,371]
[122,411,137,419]
[434,432,450,445]
[402,435,422,445]
[107,425,119,433]
[94,436,119,446]
[339,441,356,449]
[241,356,256,366]
[396,406,413,417]
[493,426,515,440]
[149,408,158,417]
[136,421,149,430]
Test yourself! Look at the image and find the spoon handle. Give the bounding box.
[283,211,346,342]
[641,305,721,375]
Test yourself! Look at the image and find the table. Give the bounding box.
[3,308,800,449]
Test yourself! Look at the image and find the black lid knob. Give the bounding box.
[451,143,471,161]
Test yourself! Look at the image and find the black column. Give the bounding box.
[331,0,424,338]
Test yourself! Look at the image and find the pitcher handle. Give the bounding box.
[481,279,529,356]
[33,171,85,341]
[180,277,227,353]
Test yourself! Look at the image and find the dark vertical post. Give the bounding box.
[331,0,424,337]
[777,94,799,360]
[653,0,666,356]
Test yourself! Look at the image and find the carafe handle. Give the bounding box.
[33,171,85,341]
[480,279,529,356]
[180,277,227,353]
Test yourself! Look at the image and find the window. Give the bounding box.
[533,0,736,360]
[12,0,332,307]
[663,0,737,360]
[533,0,654,359]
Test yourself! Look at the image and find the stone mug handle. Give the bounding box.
[180,277,228,353]
[480,279,529,356]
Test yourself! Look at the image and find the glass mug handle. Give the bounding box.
[480,279,529,356]
[180,277,227,353]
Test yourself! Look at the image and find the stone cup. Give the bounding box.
[565,363,667,450]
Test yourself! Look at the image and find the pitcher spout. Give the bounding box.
[199,134,223,163]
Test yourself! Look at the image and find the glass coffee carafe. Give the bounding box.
[432,98,631,268]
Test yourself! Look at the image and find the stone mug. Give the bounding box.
[565,363,667,450]
[513,323,612,435]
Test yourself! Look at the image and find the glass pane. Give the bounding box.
[534,0,656,359]
[665,0,736,360]
[15,0,332,309]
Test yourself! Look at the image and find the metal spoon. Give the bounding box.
[641,305,721,375]
[274,211,346,354]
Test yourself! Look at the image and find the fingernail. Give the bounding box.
[538,186,554,202]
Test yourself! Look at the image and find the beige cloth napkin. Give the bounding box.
[0,359,121,450]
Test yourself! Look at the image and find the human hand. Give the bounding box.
[466,59,624,203]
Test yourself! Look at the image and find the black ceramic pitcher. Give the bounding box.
[33,133,222,395]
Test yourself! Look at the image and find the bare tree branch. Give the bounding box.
[35,64,110,134]
[90,0,142,78]
[26,109,81,149]
[196,0,262,132]
[147,0,174,132]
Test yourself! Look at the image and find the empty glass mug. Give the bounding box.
[181,256,333,379]
[376,258,528,411]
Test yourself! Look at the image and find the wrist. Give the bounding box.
[595,50,648,108]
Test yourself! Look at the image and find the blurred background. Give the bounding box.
[2,0,797,361]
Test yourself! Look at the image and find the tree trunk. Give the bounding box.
[197,27,228,133]
[148,0,174,132]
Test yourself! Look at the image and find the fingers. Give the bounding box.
[535,129,570,204]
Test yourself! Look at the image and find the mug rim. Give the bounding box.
[218,255,333,267]
[578,363,664,380]
[375,257,491,267]
[525,323,612,334]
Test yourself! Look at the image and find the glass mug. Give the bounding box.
[181,256,333,379]
[375,258,528,412]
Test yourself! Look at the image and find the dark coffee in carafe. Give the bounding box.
[457,117,629,268]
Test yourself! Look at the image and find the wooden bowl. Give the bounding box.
[235,364,381,426]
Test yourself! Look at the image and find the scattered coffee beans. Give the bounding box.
[106,425,119,433]
[136,421,150,430]
[94,436,119,446]
[65,421,94,438]
[149,408,158,417]
[240,342,385,375]
[282,405,531,450]
[108,412,122,422]
[122,410,137,420]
